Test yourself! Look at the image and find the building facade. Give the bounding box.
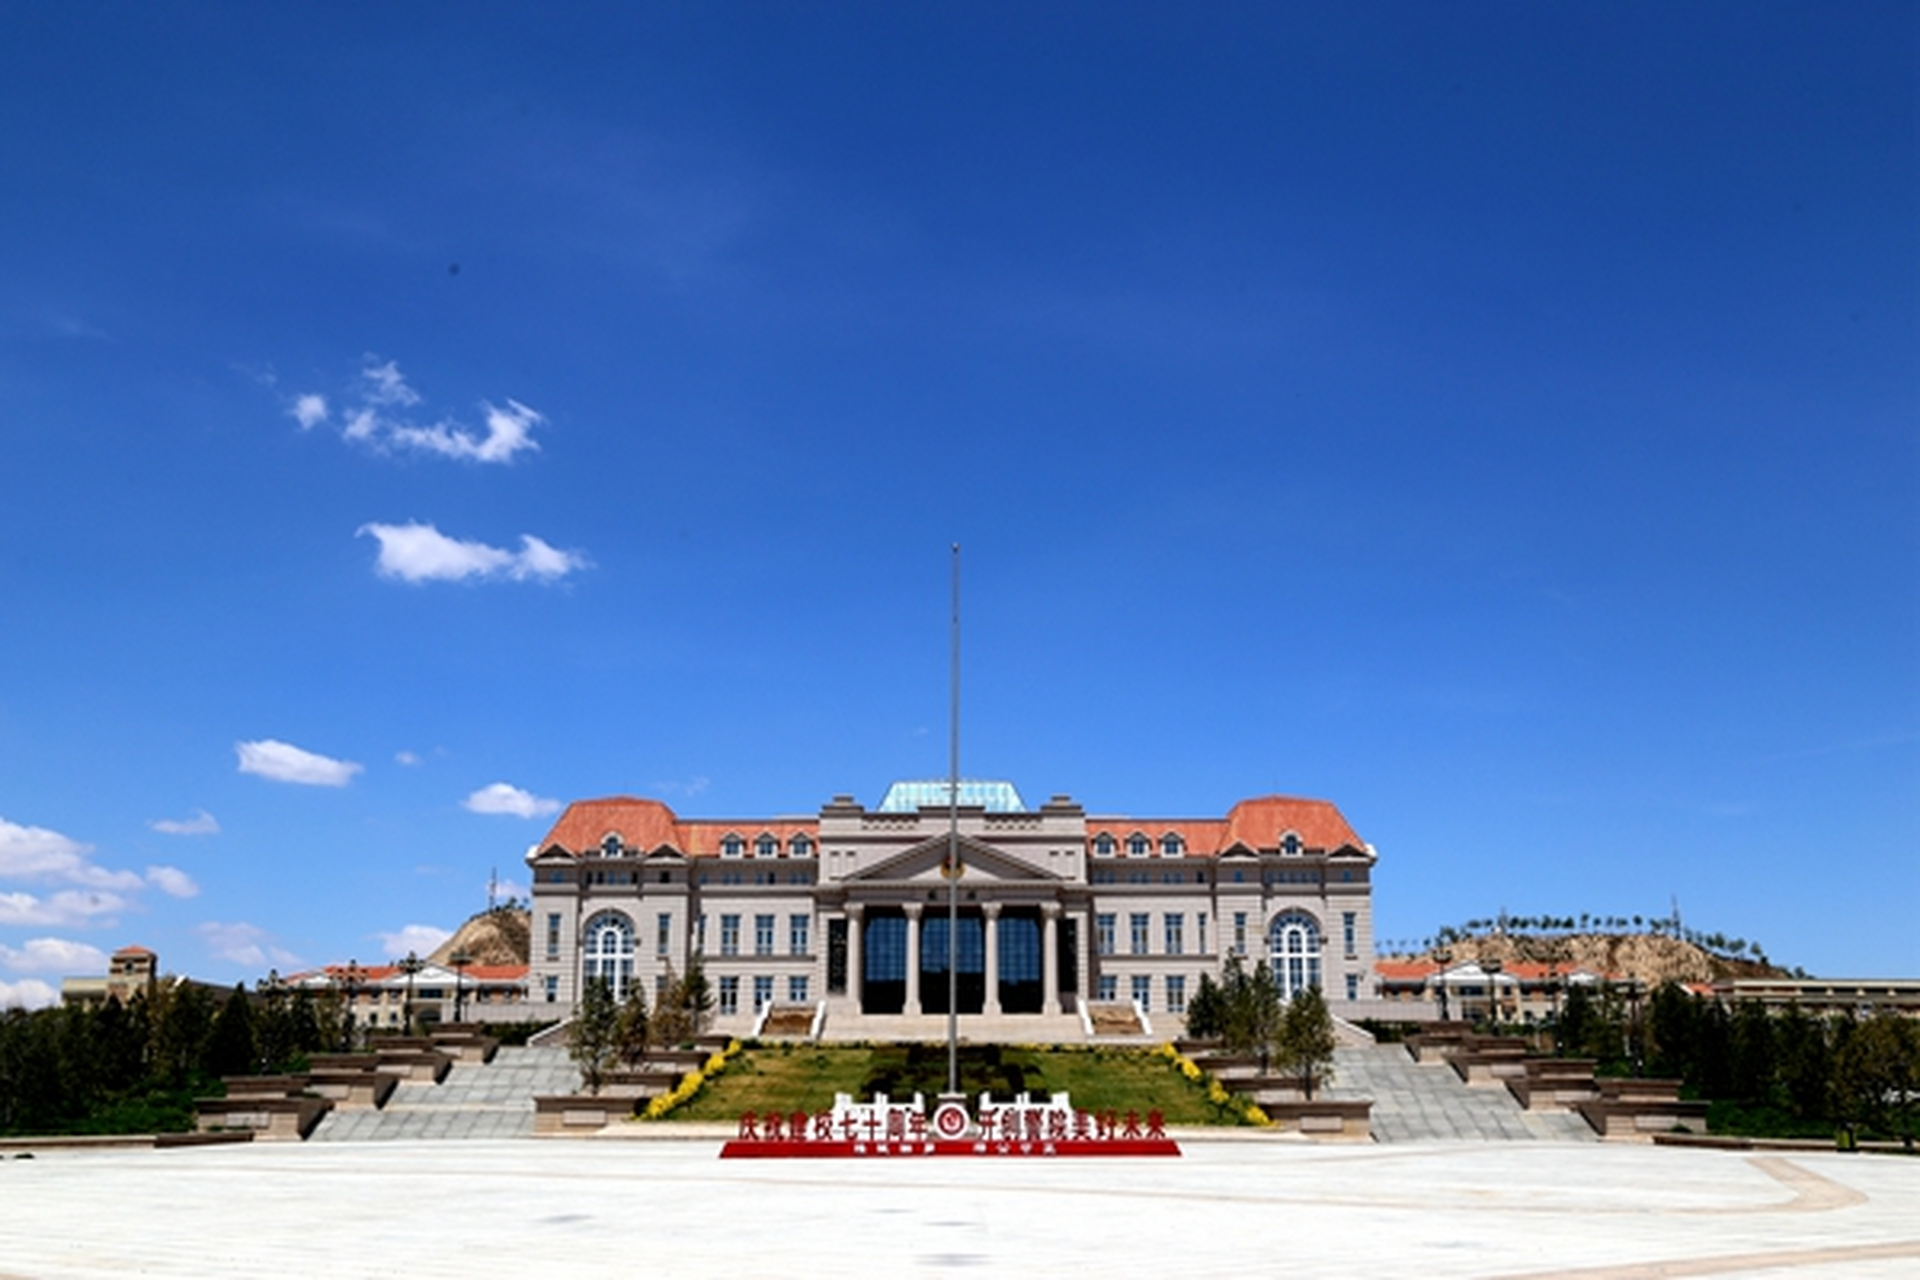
[526,781,1380,1035]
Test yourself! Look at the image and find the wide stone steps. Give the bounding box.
[1333,1045,1596,1143]
[311,1045,577,1142]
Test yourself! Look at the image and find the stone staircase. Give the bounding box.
[1333,1044,1597,1143]
[816,1010,1089,1044]
[311,1045,577,1142]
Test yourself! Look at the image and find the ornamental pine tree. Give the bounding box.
[1277,985,1337,1099]
[570,976,620,1096]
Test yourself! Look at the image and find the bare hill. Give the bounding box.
[428,907,530,967]
[1404,931,1784,988]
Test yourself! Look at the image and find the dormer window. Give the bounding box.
[1282,832,1301,857]
[1160,833,1184,857]
[755,834,778,859]
[1127,833,1149,858]
[789,834,813,858]
[721,835,744,859]
[600,833,624,857]
[1094,833,1116,857]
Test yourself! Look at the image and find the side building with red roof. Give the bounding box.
[526,780,1380,1037]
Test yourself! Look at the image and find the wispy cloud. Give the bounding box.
[149,809,220,836]
[0,889,133,927]
[146,866,200,898]
[377,924,452,960]
[196,921,300,970]
[289,356,542,464]
[395,750,422,766]
[0,978,58,1010]
[236,739,363,787]
[0,817,144,891]
[0,937,108,974]
[357,521,588,585]
[463,782,562,819]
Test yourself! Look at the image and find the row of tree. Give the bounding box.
[1546,982,1917,1141]
[0,982,336,1136]
[1182,956,1338,1098]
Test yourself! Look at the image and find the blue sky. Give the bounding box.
[2,4,1913,1004]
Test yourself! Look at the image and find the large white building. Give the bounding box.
[526,781,1380,1036]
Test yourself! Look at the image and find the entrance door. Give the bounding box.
[920,912,984,1015]
[997,910,1043,1014]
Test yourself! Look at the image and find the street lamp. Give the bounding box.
[450,948,472,1024]
[400,951,423,1036]
[1432,947,1453,1023]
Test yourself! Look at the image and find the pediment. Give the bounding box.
[844,834,1062,885]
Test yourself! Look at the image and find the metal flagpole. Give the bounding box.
[947,542,960,1099]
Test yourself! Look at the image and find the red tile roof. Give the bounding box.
[1087,796,1363,856]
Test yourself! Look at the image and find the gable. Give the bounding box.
[843,833,1063,885]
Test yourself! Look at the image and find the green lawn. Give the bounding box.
[654,1043,1249,1125]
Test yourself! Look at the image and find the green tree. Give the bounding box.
[1219,956,1283,1071]
[1834,1011,1919,1144]
[1775,1004,1832,1123]
[1183,971,1226,1040]
[1276,986,1337,1099]
[569,976,620,1095]
[613,982,651,1070]
[1558,983,1595,1059]
[207,985,258,1079]
[1728,999,1775,1102]
[1646,982,1696,1078]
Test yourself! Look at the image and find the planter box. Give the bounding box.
[1260,1098,1372,1141]
[533,1094,632,1136]
[195,1095,331,1142]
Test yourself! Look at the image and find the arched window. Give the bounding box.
[721,834,743,858]
[600,833,623,857]
[754,834,778,859]
[1267,911,1322,1000]
[1160,832,1184,857]
[1093,833,1115,857]
[1281,832,1301,857]
[789,834,813,858]
[1127,833,1149,858]
[582,912,635,1002]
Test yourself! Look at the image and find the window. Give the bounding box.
[1197,912,1207,955]
[1092,868,1115,884]
[545,913,561,961]
[1161,833,1183,857]
[720,914,741,957]
[788,975,809,1004]
[656,912,672,958]
[1127,833,1149,858]
[581,912,635,1002]
[1167,975,1187,1014]
[1268,912,1323,999]
[1343,912,1357,956]
[695,914,707,954]
[1131,974,1151,1011]
[722,835,743,858]
[755,834,777,859]
[718,976,740,1016]
[1097,975,1118,1002]
[1282,832,1301,856]
[789,914,810,956]
[543,975,558,1003]
[1093,833,1115,857]
[753,975,774,1011]
[1164,913,1184,956]
[1345,973,1359,1002]
[754,914,775,956]
[1095,914,1116,956]
[789,834,813,858]
[1232,868,1245,883]
[1129,913,1150,956]
[1233,912,1248,956]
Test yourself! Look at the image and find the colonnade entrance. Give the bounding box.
[843,902,1066,1016]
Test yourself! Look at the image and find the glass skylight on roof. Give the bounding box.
[877,779,1027,813]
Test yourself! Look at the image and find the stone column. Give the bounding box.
[1041,902,1061,1015]
[846,903,864,1012]
[982,902,1002,1016]
[903,903,923,1016]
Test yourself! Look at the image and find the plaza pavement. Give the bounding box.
[1,1135,1915,1278]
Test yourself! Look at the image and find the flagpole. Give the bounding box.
[947,542,960,1099]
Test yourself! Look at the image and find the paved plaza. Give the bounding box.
[2,1136,1916,1278]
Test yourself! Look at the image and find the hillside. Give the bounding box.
[428,907,530,967]
[1394,931,1786,988]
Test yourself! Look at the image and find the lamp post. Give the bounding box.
[1432,947,1453,1023]
[338,960,362,1051]
[400,951,423,1036]
[450,949,472,1024]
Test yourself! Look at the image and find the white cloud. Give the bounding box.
[149,809,220,836]
[0,937,109,974]
[196,921,300,970]
[357,521,588,585]
[377,924,452,960]
[0,978,58,1010]
[0,817,143,891]
[463,782,562,819]
[395,750,421,766]
[236,739,363,787]
[292,356,541,464]
[146,866,200,898]
[290,393,329,429]
[0,888,133,927]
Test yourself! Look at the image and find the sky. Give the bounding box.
[2,4,1914,1006]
